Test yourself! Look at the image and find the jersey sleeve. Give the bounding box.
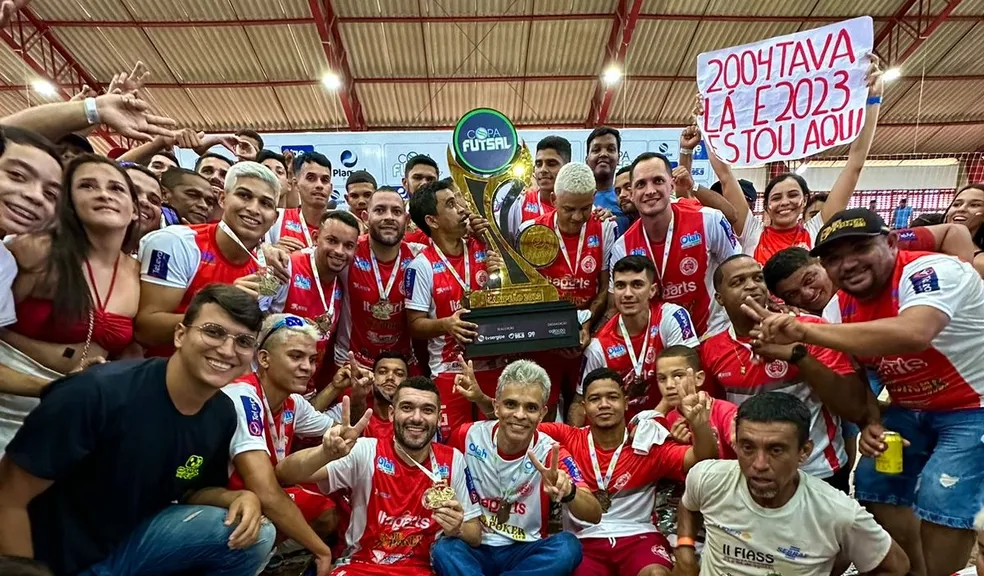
[138,226,201,289]
[404,254,434,313]
[319,437,374,494]
[802,318,856,376]
[839,499,894,572]
[643,440,692,484]
[607,236,627,293]
[451,449,483,522]
[702,207,742,262]
[221,385,270,459]
[446,422,473,453]
[291,395,336,438]
[660,304,700,347]
[577,339,606,395]
[601,219,617,272]
[897,254,973,319]
[537,422,574,448]
[265,209,285,245]
[680,459,712,511]
[557,446,588,489]
[737,208,764,255]
[896,227,936,252]
[804,211,824,244]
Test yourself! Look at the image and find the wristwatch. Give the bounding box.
[789,344,808,365]
[560,482,577,504]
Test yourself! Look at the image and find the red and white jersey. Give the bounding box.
[700,319,852,478]
[508,188,555,234]
[538,422,689,539]
[139,222,258,357]
[221,372,335,488]
[609,203,740,338]
[448,421,589,547]
[740,210,824,266]
[265,207,318,249]
[266,248,345,397]
[519,213,615,309]
[334,237,419,368]
[580,303,700,420]
[318,438,480,572]
[405,237,506,375]
[828,252,984,411]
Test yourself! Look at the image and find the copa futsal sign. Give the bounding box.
[453,108,519,175]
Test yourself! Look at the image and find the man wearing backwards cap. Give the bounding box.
[746,207,984,576]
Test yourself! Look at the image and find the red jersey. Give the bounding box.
[335,237,417,368]
[364,411,394,440]
[609,203,740,338]
[404,229,429,245]
[581,303,700,420]
[521,213,615,309]
[139,222,257,356]
[318,438,480,574]
[664,400,739,460]
[830,251,984,411]
[896,227,937,252]
[739,212,824,266]
[266,207,318,249]
[538,422,689,539]
[700,318,853,477]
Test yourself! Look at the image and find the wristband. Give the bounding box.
[691,179,699,193]
[679,148,693,156]
[560,482,577,504]
[677,536,697,548]
[83,97,100,125]
[866,95,882,106]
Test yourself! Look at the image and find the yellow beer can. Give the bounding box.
[875,431,903,475]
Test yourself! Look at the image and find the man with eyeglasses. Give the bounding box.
[223,313,372,575]
[0,285,275,576]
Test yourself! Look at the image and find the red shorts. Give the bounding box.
[285,484,335,523]
[573,532,674,576]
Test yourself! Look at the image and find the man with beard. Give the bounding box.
[276,376,483,576]
[348,351,410,439]
[195,153,233,222]
[402,155,440,244]
[223,314,372,575]
[586,127,628,234]
[676,393,909,576]
[609,152,741,338]
[570,255,699,425]
[750,208,984,576]
[335,187,423,372]
[701,255,865,493]
[614,166,636,223]
[246,211,360,397]
[266,152,334,253]
[405,178,505,439]
[137,162,282,356]
[434,360,601,576]
[507,136,570,234]
[159,167,214,226]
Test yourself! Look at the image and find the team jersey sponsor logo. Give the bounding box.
[581,255,597,274]
[468,442,489,460]
[898,229,917,241]
[680,232,703,249]
[285,220,303,233]
[283,409,294,425]
[877,357,928,376]
[679,256,699,276]
[293,274,311,290]
[559,455,584,482]
[476,270,489,286]
[433,261,446,273]
[630,247,647,256]
[777,545,810,560]
[403,268,417,296]
[549,276,593,291]
[719,217,739,248]
[201,250,216,264]
[241,396,263,436]
[587,235,600,248]
[465,467,480,503]
[612,472,631,491]
[910,267,940,294]
[524,202,541,213]
[662,281,697,299]
[401,257,413,269]
[354,256,371,271]
[147,249,170,280]
[474,250,487,262]
[606,343,627,358]
[376,456,396,475]
[438,463,450,478]
[673,308,695,339]
[378,510,432,530]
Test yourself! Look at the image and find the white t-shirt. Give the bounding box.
[0,243,16,327]
[682,460,892,576]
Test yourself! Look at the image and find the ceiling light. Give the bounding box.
[321,72,342,90]
[883,67,901,82]
[31,80,56,97]
[795,163,808,175]
[602,66,622,85]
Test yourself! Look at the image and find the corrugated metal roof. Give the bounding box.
[895,21,976,74]
[606,79,672,124]
[423,21,530,77]
[358,82,434,127]
[922,124,984,154]
[517,79,594,123]
[0,43,48,87]
[244,24,326,81]
[882,80,984,123]
[143,28,266,83]
[138,86,206,129]
[341,22,427,78]
[428,81,526,125]
[678,21,802,78]
[810,0,905,17]
[700,0,817,18]
[185,86,287,131]
[30,0,127,21]
[925,22,984,75]
[0,91,29,116]
[51,27,177,83]
[525,19,609,76]
[535,0,617,15]
[333,0,418,18]
[274,84,347,129]
[867,125,948,155]
[626,20,700,76]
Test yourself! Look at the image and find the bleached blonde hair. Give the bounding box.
[257,313,320,351]
[554,162,596,196]
[225,160,280,201]
[496,359,551,405]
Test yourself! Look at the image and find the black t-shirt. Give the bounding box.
[4,358,236,575]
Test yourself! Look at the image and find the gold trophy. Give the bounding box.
[449,108,579,356]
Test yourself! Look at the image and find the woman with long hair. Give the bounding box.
[0,154,140,447]
[943,183,984,250]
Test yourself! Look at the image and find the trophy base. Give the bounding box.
[463,301,580,357]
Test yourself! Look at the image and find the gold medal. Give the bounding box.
[422,482,456,510]
[257,269,281,297]
[517,224,560,268]
[314,311,333,336]
[593,489,612,513]
[495,502,511,524]
[370,300,393,321]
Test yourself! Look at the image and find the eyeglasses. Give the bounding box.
[185,323,257,354]
[257,315,313,349]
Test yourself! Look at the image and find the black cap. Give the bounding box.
[711,179,757,204]
[811,208,889,257]
[57,133,94,154]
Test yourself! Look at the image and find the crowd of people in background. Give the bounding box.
[0,30,982,576]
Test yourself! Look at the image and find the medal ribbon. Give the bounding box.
[618,309,652,379]
[587,430,628,492]
[259,388,288,462]
[370,248,400,304]
[638,210,675,294]
[553,213,586,274]
[308,249,336,323]
[433,240,471,294]
[492,426,533,506]
[299,212,315,248]
[394,440,443,483]
[218,220,266,268]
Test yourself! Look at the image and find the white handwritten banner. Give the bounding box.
[696,17,873,167]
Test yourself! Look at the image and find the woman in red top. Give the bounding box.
[2,155,141,378]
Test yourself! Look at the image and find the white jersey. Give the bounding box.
[0,242,16,327]
[682,460,892,576]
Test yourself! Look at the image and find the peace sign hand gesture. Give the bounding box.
[529,445,573,503]
[741,296,807,346]
[453,354,483,403]
[677,368,711,427]
[321,396,373,462]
